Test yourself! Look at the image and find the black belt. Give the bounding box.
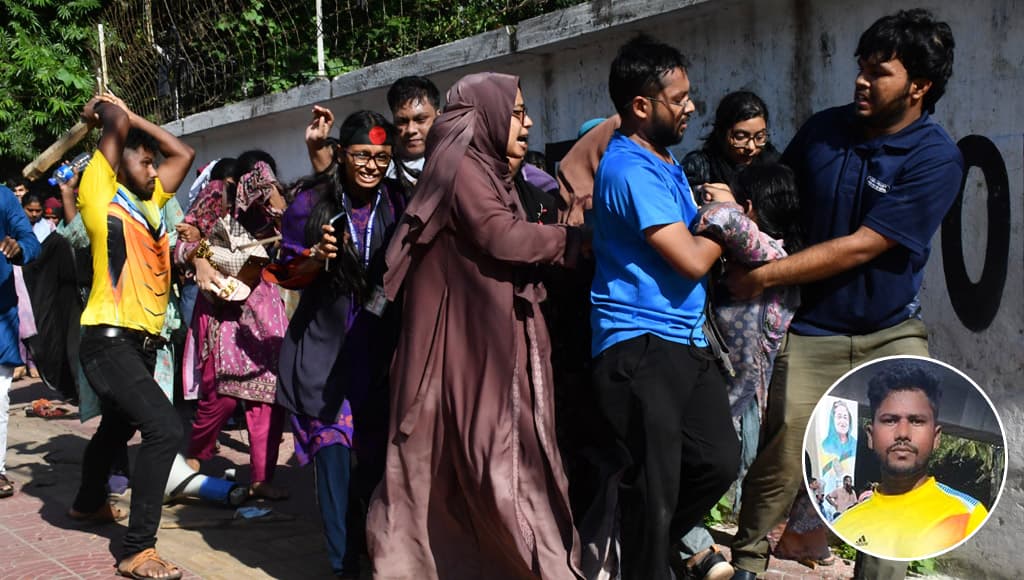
[83,325,168,351]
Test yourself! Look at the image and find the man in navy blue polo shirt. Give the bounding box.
[728,10,960,580]
[589,34,740,580]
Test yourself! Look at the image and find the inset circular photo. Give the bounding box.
[802,355,1006,561]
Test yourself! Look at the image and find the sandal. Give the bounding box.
[792,553,836,569]
[813,554,836,566]
[68,502,128,523]
[0,474,14,498]
[27,398,71,418]
[249,481,289,500]
[117,548,183,580]
[683,545,734,580]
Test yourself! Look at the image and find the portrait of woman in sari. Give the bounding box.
[817,398,858,514]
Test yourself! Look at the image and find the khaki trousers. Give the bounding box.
[730,318,928,578]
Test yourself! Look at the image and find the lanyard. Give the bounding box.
[343,191,382,268]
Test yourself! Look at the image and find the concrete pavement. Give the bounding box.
[2,377,855,579]
[2,378,339,579]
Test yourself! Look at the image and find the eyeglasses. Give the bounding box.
[728,130,769,148]
[346,151,392,167]
[644,95,692,110]
[511,105,528,122]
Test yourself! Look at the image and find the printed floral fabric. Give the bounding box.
[186,179,227,235]
[188,279,287,404]
[692,202,800,422]
[289,405,355,465]
[176,179,227,266]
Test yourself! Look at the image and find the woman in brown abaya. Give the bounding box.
[367,73,583,579]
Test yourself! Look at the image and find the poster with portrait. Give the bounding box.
[813,395,858,519]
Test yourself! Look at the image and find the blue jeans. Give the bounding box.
[73,333,183,556]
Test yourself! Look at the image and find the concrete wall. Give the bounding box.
[166,0,1023,575]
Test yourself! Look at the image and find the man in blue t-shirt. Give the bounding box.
[588,34,740,580]
[727,10,961,580]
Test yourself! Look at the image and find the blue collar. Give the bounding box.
[842,104,935,153]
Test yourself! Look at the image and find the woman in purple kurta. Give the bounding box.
[368,73,583,579]
[267,110,405,578]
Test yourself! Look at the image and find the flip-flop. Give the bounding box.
[68,503,128,524]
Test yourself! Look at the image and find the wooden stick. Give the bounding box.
[98,23,109,92]
[22,121,91,180]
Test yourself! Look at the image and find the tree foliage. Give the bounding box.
[1,0,582,179]
[0,0,103,179]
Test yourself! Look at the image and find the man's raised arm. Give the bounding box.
[82,96,129,171]
[96,93,195,193]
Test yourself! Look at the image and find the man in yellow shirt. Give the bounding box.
[67,94,194,580]
[833,360,989,560]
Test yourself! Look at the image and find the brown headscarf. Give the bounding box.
[384,72,520,299]
[555,114,621,226]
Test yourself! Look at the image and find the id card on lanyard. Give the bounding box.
[341,191,389,317]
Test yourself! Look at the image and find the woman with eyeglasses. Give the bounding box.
[682,90,779,192]
[267,109,405,578]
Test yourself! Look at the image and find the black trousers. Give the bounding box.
[73,333,183,556]
[591,333,740,580]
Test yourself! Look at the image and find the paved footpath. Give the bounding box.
[2,378,859,579]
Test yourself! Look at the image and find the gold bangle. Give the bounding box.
[194,238,214,261]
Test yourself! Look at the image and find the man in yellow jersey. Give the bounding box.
[833,360,988,560]
[67,94,194,580]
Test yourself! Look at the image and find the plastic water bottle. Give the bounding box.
[48,152,92,186]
